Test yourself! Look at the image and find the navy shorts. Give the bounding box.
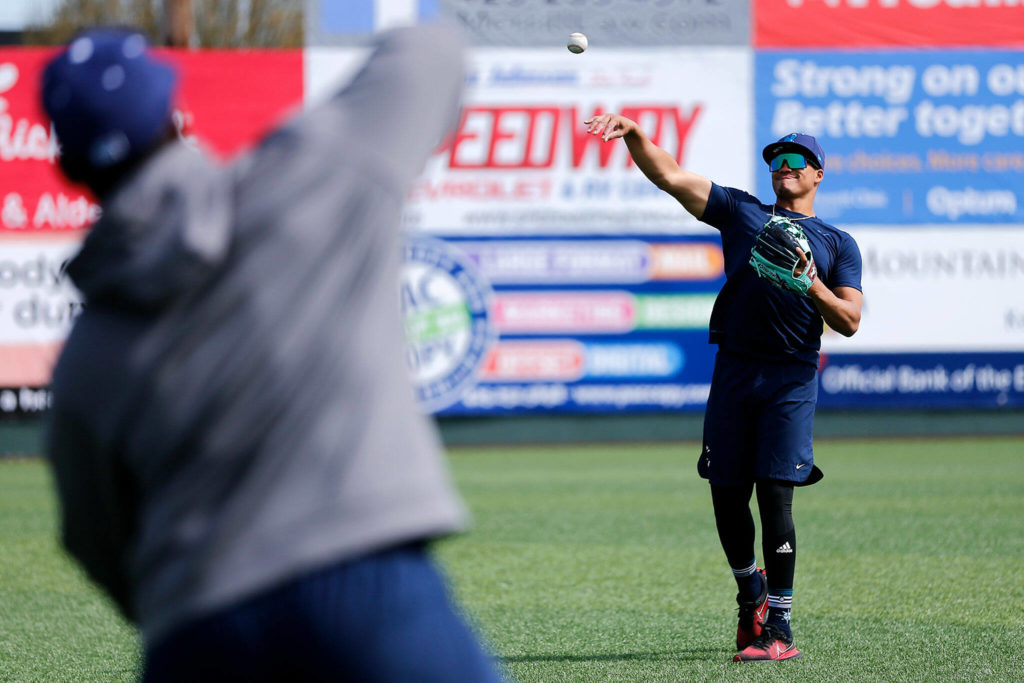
[144,543,505,682]
[698,350,822,487]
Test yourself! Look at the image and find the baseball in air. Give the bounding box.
[567,33,588,54]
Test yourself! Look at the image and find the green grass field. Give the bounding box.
[2,436,1023,681]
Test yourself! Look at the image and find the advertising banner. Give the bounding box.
[443,0,749,47]
[756,49,1024,224]
[0,236,81,391]
[0,48,303,235]
[0,48,303,403]
[5,37,1018,416]
[821,227,1024,354]
[401,233,724,415]
[818,352,1024,409]
[308,46,753,234]
[307,0,749,47]
[818,226,1024,409]
[755,0,1024,49]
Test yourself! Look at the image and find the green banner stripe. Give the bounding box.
[635,294,715,329]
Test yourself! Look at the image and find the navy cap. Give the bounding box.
[42,28,177,172]
[762,133,825,170]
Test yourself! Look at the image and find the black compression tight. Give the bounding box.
[710,480,796,591]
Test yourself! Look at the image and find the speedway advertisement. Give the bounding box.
[307,46,753,235]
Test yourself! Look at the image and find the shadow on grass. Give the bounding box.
[502,648,722,663]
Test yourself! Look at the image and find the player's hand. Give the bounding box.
[794,247,818,283]
[794,247,809,278]
[584,113,637,141]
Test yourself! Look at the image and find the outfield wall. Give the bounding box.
[0,0,1021,420]
[3,408,1024,458]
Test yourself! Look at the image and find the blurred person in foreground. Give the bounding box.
[42,25,504,682]
[585,114,862,662]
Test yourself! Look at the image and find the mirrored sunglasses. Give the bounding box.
[769,152,811,172]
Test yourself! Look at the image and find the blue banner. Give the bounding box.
[401,233,1024,415]
[401,234,724,415]
[756,50,1024,225]
[818,352,1024,409]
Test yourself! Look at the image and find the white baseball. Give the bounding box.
[567,33,588,54]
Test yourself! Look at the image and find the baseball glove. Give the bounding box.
[748,215,817,295]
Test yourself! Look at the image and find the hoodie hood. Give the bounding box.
[67,141,233,310]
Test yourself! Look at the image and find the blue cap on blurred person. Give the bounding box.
[42,28,177,173]
[761,133,825,170]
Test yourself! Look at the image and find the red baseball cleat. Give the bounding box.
[735,568,768,650]
[734,624,802,662]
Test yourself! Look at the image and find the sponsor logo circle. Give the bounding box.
[401,234,495,413]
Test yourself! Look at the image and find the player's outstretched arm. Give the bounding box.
[272,23,464,192]
[337,24,464,174]
[585,113,712,219]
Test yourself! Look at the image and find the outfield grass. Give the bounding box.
[2,436,1023,681]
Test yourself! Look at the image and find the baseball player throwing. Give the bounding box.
[586,114,863,662]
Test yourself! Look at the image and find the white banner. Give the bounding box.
[0,234,82,386]
[306,47,752,235]
[821,226,1024,353]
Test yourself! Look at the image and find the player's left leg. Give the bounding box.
[734,481,801,662]
[735,361,816,662]
[756,480,798,641]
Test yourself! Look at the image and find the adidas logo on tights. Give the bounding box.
[776,542,793,554]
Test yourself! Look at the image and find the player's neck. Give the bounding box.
[774,198,815,217]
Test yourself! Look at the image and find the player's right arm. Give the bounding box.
[244,23,464,201]
[317,23,465,188]
[585,113,712,219]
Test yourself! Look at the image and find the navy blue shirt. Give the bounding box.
[701,183,862,366]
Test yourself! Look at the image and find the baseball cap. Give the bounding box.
[761,133,825,170]
[41,28,177,173]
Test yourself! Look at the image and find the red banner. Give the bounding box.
[0,48,303,234]
[755,0,1024,48]
[0,47,302,392]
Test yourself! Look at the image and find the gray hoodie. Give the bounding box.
[46,24,467,644]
